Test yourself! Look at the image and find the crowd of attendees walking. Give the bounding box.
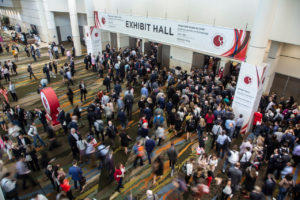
[0,32,299,200]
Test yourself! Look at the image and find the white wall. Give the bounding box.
[276,44,300,78]
[101,30,110,50]
[0,0,49,42]
[118,33,129,49]
[93,0,300,45]
[170,46,193,72]
[270,0,300,45]
[54,12,87,42]
[54,12,72,41]
[47,0,86,14]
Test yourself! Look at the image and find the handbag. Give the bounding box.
[80,176,86,185]
[25,154,32,162]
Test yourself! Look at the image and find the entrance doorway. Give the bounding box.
[110,32,117,49]
[56,26,62,43]
[271,73,300,102]
[158,44,170,68]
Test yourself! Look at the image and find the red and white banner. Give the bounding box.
[84,26,102,56]
[40,87,60,125]
[232,62,269,133]
[95,11,250,61]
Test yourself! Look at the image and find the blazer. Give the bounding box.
[228,167,242,186]
[69,166,82,181]
[17,137,31,147]
[79,84,87,93]
[57,110,66,124]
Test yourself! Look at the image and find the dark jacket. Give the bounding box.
[167,146,178,162]
[79,83,87,94]
[145,139,155,152]
[263,178,275,196]
[57,110,65,124]
[117,111,127,123]
[68,133,78,147]
[68,121,78,131]
[228,167,242,186]
[17,137,32,147]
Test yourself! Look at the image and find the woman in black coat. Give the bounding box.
[153,155,163,184]
[67,87,74,105]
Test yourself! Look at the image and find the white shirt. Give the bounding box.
[223,185,232,195]
[66,71,72,79]
[31,194,48,200]
[186,163,193,176]
[86,143,95,154]
[228,150,239,164]
[71,133,79,141]
[28,125,38,137]
[8,126,20,137]
[3,68,9,74]
[77,140,87,151]
[209,158,218,167]
[1,178,16,193]
[240,151,252,162]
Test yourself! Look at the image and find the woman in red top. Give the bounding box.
[205,110,215,132]
[114,164,124,192]
[59,175,73,200]
[253,109,263,126]
[206,170,214,187]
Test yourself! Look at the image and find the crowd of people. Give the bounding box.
[0,30,299,200]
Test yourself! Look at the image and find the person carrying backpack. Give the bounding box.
[124,90,134,120]
[94,119,104,141]
[106,121,117,149]
[133,141,144,167]
[153,113,164,129]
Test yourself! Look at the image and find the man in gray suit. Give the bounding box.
[227,162,242,195]
[167,142,178,177]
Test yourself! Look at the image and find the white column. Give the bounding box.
[246,0,278,65]
[264,41,282,93]
[68,0,82,56]
[42,0,58,44]
[36,0,50,43]
[85,0,95,27]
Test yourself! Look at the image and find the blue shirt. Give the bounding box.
[69,166,82,181]
[141,87,148,97]
[225,119,236,130]
[145,139,156,152]
[216,134,231,145]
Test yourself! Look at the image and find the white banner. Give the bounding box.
[232,62,269,133]
[84,26,102,56]
[94,12,250,61]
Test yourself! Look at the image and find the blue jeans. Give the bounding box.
[277,187,288,200]
[222,159,235,171]
[147,151,152,164]
[33,135,46,148]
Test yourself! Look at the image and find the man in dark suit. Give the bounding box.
[35,108,48,132]
[57,107,67,134]
[17,135,31,153]
[79,80,87,102]
[167,142,178,177]
[43,64,50,82]
[15,105,26,133]
[103,75,111,92]
[228,162,243,194]
[68,128,79,159]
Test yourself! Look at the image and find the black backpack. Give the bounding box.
[282,134,293,145]
[125,95,133,105]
